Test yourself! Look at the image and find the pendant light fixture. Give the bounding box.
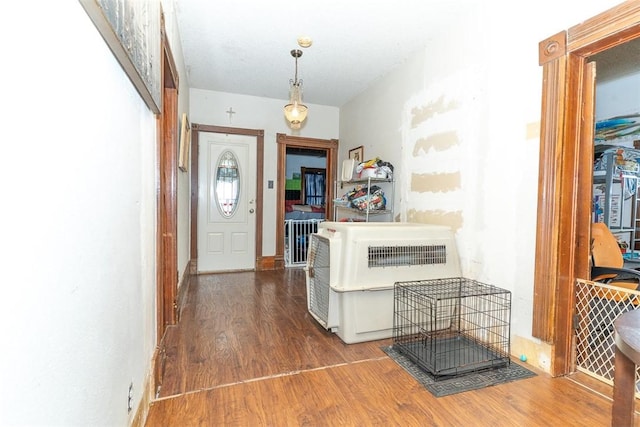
[284,49,308,129]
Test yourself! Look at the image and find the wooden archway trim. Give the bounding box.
[534,1,640,376]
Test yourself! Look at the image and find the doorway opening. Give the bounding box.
[276,134,338,269]
[284,148,328,266]
[534,2,640,376]
[573,38,640,387]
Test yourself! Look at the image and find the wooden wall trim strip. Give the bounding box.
[551,53,597,374]
[177,260,192,320]
[189,124,199,268]
[533,45,596,375]
[256,131,265,268]
[574,59,597,285]
[256,256,277,271]
[159,85,178,330]
[157,20,180,338]
[568,1,640,54]
[131,365,153,427]
[532,57,565,343]
[558,59,597,373]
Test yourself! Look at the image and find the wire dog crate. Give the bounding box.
[393,278,511,379]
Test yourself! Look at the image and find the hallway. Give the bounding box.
[145,270,619,426]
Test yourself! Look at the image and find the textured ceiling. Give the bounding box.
[175,1,639,107]
[174,0,471,107]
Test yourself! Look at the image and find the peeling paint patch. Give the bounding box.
[410,96,459,128]
[411,172,460,193]
[413,131,459,155]
[526,121,540,140]
[407,209,463,231]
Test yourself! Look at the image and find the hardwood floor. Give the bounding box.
[145,269,635,426]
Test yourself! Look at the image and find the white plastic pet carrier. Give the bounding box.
[305,222,461,343]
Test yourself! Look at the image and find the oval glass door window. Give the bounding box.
[215,150,240,217]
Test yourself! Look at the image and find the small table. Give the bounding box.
[613,309,640,426]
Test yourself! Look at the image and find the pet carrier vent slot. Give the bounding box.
[307,235,331,327]
[368,244,446,268]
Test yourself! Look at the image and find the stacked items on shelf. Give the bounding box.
[593,146,640,255]
[594,146,640,176]
[355,157,394,179]
[334,157,395,222]
[341,185,386,212]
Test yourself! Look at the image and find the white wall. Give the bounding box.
[286,154,327,179]
[339,0,624,371]
[189,89,339,256]
[596,70,640,120]
[0,1,187,424]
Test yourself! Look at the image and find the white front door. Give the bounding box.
[197,132,257,272]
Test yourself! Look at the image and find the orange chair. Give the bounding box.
[591,222,640,291]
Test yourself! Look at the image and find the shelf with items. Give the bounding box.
[334,177,394,222]
[635,187,640,252]
[593,150,639,253]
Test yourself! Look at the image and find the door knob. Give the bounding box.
[249,208,255,213]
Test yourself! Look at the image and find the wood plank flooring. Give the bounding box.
[145,269,636,426]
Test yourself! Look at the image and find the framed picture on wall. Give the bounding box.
[179,113,191,172]
[349,145,364,163]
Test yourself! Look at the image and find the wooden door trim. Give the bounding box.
[534,1,640,376]
[157,11,178,341]
[189,124,264,272]
[275,134,338,269]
